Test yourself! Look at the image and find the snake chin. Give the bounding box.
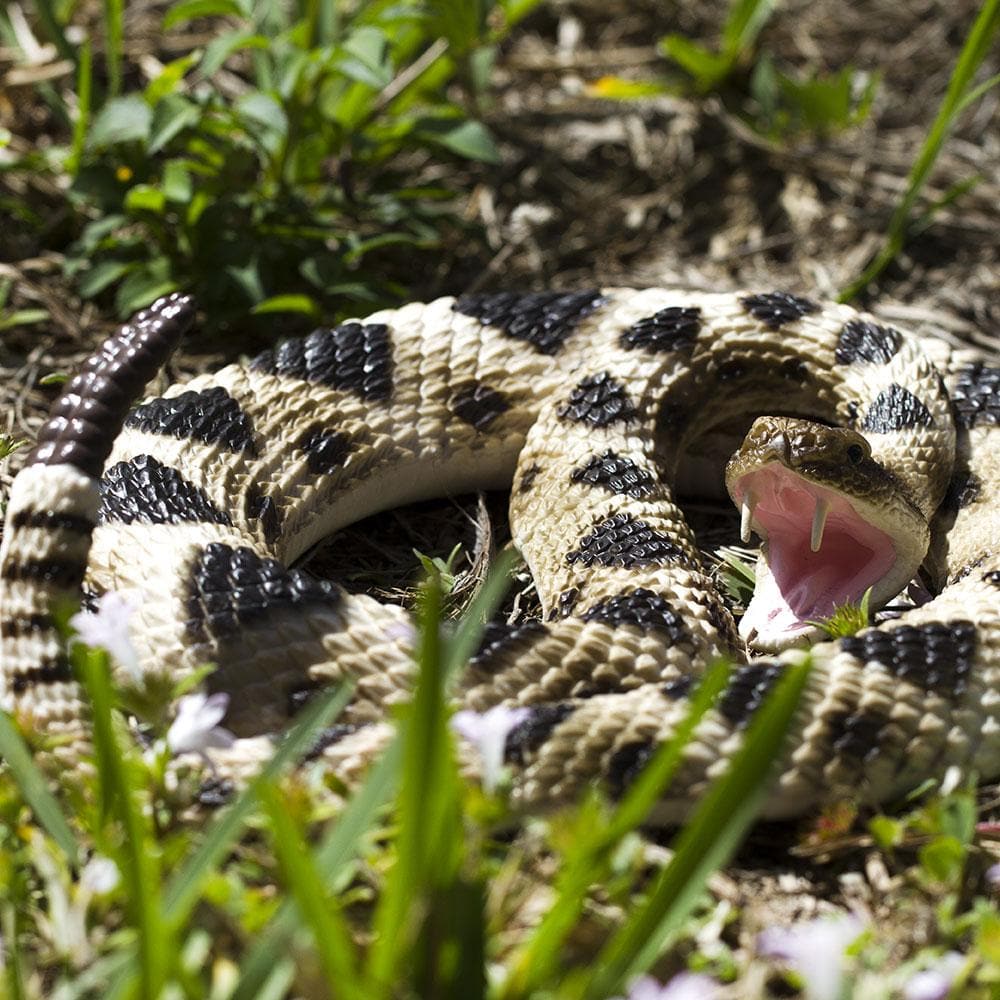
[734,462,897,652]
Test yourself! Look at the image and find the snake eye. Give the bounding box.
[846,443,865,464]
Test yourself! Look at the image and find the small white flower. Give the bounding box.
[69,590,142,678]
[985,862,1000,889]
[451,705,531,793]
[902,952,965,1000]
[79,855,119,895]
[757,913,863,1000]
[167,692,236,759]
[612,972,720,1000]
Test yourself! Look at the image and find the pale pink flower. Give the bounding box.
[902,952,965,1000]
[167,692,236,759]
[757,913,863,1000]
[69,590,142,678]
[612,971,721,1000]
[451,705,531,793]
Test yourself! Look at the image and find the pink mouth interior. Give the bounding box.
[736,464,896,645]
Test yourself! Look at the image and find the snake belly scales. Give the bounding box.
[1,289,999,822]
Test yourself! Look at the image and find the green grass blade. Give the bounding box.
[839,0,1000,301]
[162,682,353,924]
[232,735,401,999]
[721,0,776,61]
[67,38,92,177]
[584,653,814,999]
[367,571,459,987]
[77,648,169,997]
[103,0,124,97]
[257,781,366,999]
[444,546,518,678]
[502,660,731,998]
[0,711,79,866]
[2,905,27,1000]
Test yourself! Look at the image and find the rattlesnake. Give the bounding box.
[1,289,998,821]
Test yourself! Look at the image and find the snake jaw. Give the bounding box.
[733,462,898,651]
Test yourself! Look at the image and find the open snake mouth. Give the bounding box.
[734,462,897,649]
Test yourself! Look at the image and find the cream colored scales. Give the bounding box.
[0,289,997,821]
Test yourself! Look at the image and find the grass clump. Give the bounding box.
[0,554,815,999]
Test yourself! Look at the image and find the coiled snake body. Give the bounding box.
[2,289,999,821]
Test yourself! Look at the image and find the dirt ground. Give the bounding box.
[1,0,998,976]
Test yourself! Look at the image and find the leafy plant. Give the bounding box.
[808,586,872,639]
[5,0,542,329]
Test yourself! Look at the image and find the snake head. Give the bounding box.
[725,416,929,651]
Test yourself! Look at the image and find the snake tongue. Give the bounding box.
[735,464,897,652]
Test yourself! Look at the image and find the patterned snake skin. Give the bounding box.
[1,289,998,821]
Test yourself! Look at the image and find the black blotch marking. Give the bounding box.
[2,558,84,589]
[10,656,73,694]
[518,463,540,494]
[245,488,282,546]
[570,450,657,499]
[983,571,1000,586]
[186,543,341,643]
[706,599,740,648]
[5,612,55,638]
[607,740,655,798]
[662,676,694,699]
[566,513,692,569]
[950,363,1000,428]
[620,306,700,353]
[472,620,548,671]
[778,357,810,381]
[558,372,636,427]
[286,682,321,716]
[126,385,256,454]
[251,323,393,400]
[296,424,353,474]
[941,469,980,512]
[99,454,232,526]
[717,661,783,727]
[845,400,860,426]
[860,383,934,433]
[828,710,890,763]
[303,724,360,763]
[840,621,976,696]
[451,381,511,431]
[740,291,820,329]
[504,703,575,764]
[9,509,95,534]
[581,588,690,645]
[548,588,580,621]
[196,777,235,808]
[453,290,605,356]
[835,318,903,365]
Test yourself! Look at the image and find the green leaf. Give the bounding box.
[0,712,79,866]
[200,29,270,77]
[919,835,966,884]
[148,94,200,154]
[88,95,153,148]
[250,294,320,316]
[114,263,177,315]
[162,0,243,30]
[162,159,193,202]
[659,34,731,91]
[720,0,776,61]
[145,53,199,105]
[417,118,500,162]
[78,259,132,298]
[342,25,392,87]
[124,183,167,214]
[236,92,288,144]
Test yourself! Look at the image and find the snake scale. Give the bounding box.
[1,289,999,822]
